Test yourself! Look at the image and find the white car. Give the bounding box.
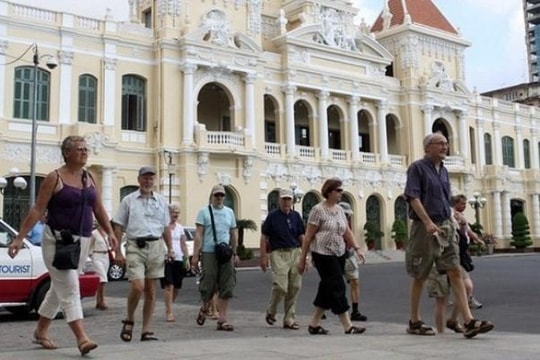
[0,219,99,316]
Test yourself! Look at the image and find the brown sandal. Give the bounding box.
[283,322,300,330]
[32,331,58,350]
[217,321,234,331]
[78,340,98,355]
[345,326,366,334]
[196,307,207,326]
[120,319,134,342]
[265,312,276,325]
[406,320,435,336]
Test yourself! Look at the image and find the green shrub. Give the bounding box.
[236,244,253,260]
[511,212,533,249]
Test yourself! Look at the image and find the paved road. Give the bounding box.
[0,253,538,355]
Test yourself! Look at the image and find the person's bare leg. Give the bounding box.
[217,297,229,323]
[141,278,156,334]
[434,297,447,333]
[410,277,425,322]
[338,312,354,331]
[68,319,93,345]
[447,268,473,323]
[164,285,174,321]
[309,307,326,327]
[126,279,144,322]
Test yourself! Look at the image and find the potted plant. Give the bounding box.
[236,218,258,260]
[511,212,533,250]
[391,219,408,250]
[363,221,384,251]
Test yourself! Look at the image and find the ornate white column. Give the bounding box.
[502,191,512,238]
[58,51,74,125]
[348,96,360,161]
[514,119,531,169]
[376,101,389,164]
[317,91,330,159]
[476,116,485,167]
[492,191,503,239]
[531,194,540,237]
[0,41,7,117]
[532,126,539,169]
[103,57,117,126]
[421,105,433,136]
[493,121,503,166]
[457,110,468,157]
[101,167,115,217]
[181,63,197,144]
[243,73,256,138]
[283,84,296,157]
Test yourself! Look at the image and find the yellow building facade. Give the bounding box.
[1,0,539,249]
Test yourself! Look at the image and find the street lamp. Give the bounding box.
[0,168,28,227]
[468,192,487,226]
[290,182,304,210]
[164,151,175,203]
[29,44,57,207]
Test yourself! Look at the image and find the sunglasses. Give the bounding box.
[75,147,89,153]
[213,193,225,198]
[335,188,344,193]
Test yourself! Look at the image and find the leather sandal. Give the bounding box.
[196,306,207,326]
[308,325,329,335]
[265,312,276,325]
[345,325,366,334]
[120,319,134,342]
[32,330,58,350]
[283,322,300,330]
[78,340,98,355]
[406,320,435,336]
[140,331,158,341]
[216,321,234,331]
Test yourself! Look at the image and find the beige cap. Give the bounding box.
[279,188,293,199]
[138,166,156,176]
[211,184,226,195]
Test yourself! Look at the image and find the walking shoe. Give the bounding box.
[446,319,464,333]
[350,312,367,321]
[469,296,483,309]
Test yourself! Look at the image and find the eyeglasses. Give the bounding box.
[213,193,225,198]
[334,188,344,193]
[430,141,448,147]
[75,147,89,153]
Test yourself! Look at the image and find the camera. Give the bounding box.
[60,229,74,244]
[45,57,58,70]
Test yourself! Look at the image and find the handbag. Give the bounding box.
[52,171,87,270]
[209,205,233,264]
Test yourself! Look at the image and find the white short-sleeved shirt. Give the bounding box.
[170,222,185,260]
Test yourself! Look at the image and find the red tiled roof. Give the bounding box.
[371,0,458,35]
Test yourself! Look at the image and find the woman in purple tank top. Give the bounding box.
[8,135,118,356]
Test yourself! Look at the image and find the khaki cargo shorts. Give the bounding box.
[344,252,360,281]
[125,238,166,280]
[426,267,450,298]
[405,220,460,280]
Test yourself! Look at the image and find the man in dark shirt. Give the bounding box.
[403,133,493,338]
[260,188,305,330]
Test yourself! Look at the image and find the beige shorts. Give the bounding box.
[426,268,450,298]
[405,220,460,279]
[344,253,360,281]
[125,238,166,280]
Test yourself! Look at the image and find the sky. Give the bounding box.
[10,0,528,93]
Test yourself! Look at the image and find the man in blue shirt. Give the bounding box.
[404,133,493,338]
[260,188,305,330]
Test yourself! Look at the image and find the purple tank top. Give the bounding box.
[47,183,96,237]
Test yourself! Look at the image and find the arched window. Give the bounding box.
[13,66,50,121]
[122,75,146,131]
[502,136,515,167]
[120,186,138,201]
[78,74,97,123]
[267,190,279,212]
[484,133,493,165]
[523,139,531,169]
[301,192,319,223]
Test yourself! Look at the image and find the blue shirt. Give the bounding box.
[196,205,237,253]
[27,221,45,245]
[261,209,304,250]
[404,156,451,223]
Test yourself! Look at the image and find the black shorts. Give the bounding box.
[160,260,186,289]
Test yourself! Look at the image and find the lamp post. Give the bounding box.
[290,182,304,211]
[468,192,487,226]
[0,168,28,228]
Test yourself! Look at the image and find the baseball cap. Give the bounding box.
[138,166,156,176]
[279,189,293,199]
[211,184,226,196]
[338,202,353,216]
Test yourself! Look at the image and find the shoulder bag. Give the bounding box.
[209,205,233,264]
